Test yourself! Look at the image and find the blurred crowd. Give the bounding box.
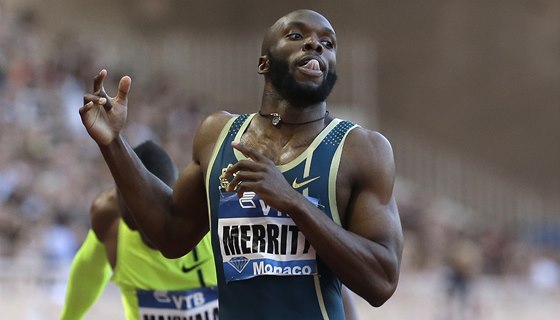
[0,6,559,305]
[396,181,560,319]
[0,8,202,266]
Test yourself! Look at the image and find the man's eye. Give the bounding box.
[321,40,334,49]
[287,33,303,40]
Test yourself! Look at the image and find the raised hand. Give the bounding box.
[79,69,131,146]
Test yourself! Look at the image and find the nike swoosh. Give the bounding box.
[292,176,320,189]
[181,260,208,273]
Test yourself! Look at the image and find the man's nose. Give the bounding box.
[303,38,323,54]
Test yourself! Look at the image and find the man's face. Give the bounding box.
[264,10,338,105]
[268,53,337,105]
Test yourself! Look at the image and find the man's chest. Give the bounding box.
[239,131,316,166]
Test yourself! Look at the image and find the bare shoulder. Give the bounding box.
[196,111,237,136]
[344,127,395,167]
[342,127,396,191]
[193,111,238,164]
[90,188,119,241]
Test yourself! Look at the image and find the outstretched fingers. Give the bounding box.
[89,70,131,109]
[116,76,132,104]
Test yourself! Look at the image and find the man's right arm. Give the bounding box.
[97,110,232,258]
[80,70,232,258]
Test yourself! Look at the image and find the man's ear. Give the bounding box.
[257,56,269,74]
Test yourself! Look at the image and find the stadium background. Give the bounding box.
[0,0,558,319]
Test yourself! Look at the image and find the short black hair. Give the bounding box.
[133,141,178,187]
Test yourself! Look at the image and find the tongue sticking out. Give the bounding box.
[301,59,321,71]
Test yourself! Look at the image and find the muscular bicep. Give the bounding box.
[344,129,403,265]
[347,190,402,253]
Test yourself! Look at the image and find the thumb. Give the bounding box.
[116,76,132,103]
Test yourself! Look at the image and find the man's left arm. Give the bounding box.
[291,129,403,307]
[225,131,403,307]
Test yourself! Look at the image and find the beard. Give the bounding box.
[267,53,337,105]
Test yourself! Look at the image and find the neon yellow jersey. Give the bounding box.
[111,220,217,320]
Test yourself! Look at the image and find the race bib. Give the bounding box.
[218,192,318,282]
[137,287,219,320]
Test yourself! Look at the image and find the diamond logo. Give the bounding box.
[228,256,249,273]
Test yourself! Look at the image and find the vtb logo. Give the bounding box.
[237,192,283,216]
[239,192,257,209]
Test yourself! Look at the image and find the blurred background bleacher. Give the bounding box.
[0,0,559,319]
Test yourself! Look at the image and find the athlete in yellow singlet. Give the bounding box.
[60,141,217,320]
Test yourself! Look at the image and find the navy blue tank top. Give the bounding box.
[206,113,358,319]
